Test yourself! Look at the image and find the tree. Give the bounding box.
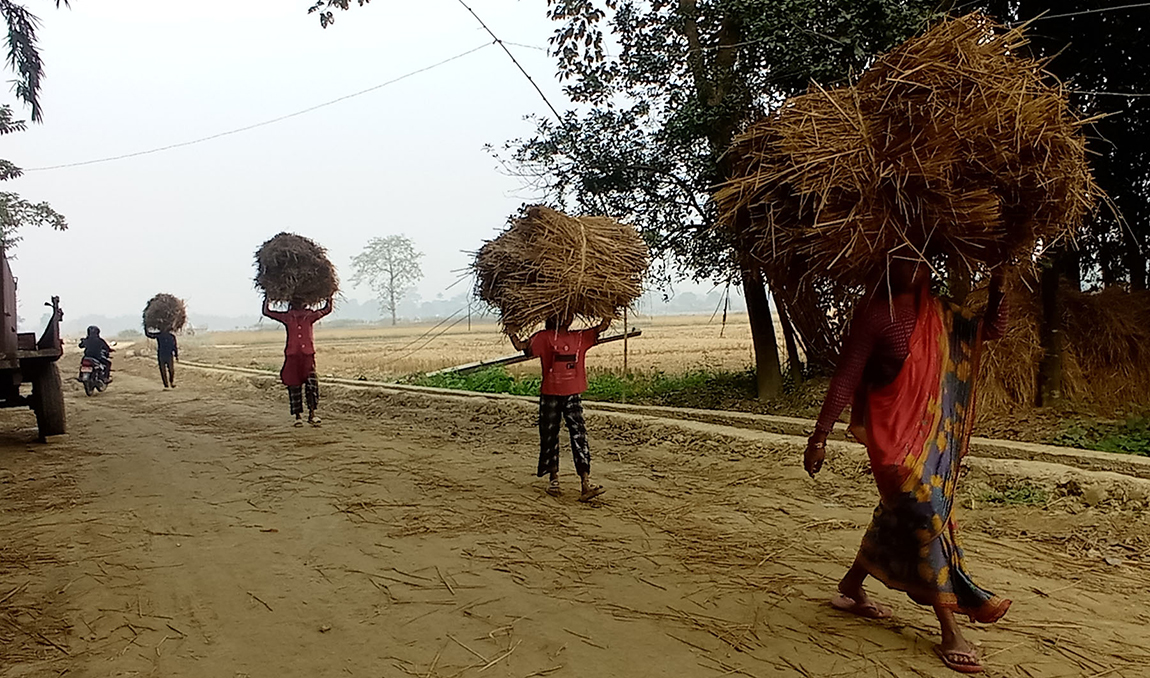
[350,235,424,325]
[501,0,944,397]
[0,1,69,252]
[307,2,947,396]
[307,0,370,28]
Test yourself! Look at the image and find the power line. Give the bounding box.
[1018,2,1150,23]
[454,0,565,126]
[26,42,494,172]
[1074,89,1150,98]
[384,312,470,368]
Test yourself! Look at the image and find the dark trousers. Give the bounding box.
[288,374,319,415]
[538,394,590,477]
[158,357,175,388]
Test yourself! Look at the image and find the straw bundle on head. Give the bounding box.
[142,293,187,333]
[254,232,339,305]
[716,13,1101,284]
[473,205,649,336]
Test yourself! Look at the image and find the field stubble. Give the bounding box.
[177,314,761,380]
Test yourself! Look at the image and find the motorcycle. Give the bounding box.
[78,349,112,396]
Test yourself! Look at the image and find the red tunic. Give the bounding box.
[815,286,1007,435]
[529,327,601,396]
[263,303,333,386]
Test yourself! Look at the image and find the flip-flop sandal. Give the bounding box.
[546,480,562,497]
[830,594,893,619]
[933,646,984,674]
[578,485,606,502]
[309,418,322,427]
[293,420,304,428]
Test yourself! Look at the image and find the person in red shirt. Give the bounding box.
[263,296,333,427]
[510,315,610,501]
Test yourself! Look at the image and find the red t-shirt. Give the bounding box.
[529,327,601,396]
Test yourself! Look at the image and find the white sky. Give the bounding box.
[9,0,699,325]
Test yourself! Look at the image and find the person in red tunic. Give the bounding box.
[262,296,333,427]
[510,315,610,502]
[805,259,1009,674]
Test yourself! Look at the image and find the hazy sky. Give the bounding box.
[9,0,693,326]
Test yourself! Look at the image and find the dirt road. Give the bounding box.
[2,358,1148,677]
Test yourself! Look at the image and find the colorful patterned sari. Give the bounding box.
[849,288,1011,623]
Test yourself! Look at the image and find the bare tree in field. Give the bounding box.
[350,235,424,325]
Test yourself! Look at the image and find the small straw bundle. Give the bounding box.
[142,293,187,333]
[473,205,649,337]
[253,232,339,305]
[715,12,1101,284]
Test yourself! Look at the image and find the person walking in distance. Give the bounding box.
[510,315,610,502]
[145,327,179,388]
[262,296,333,427]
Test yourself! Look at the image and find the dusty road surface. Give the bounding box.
[2,358,1148,678]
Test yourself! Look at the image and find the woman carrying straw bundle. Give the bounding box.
[804,258,1010,674]
[262,296,333,427]
[509,315,609,502]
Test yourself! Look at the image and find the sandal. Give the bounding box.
[578,485,606,502]
[830,594,893,619]
[293,420,304,428]
[309,417,322,427]
[546,479,562,496]
[933,645,983,674]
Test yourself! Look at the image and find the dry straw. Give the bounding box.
[253,232,339,305]
[473,205,649,336]
[142,293,187,333]
[972,284,1150,413]
[715,13,1102,285]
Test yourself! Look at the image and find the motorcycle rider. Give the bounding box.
[79,325,114,382]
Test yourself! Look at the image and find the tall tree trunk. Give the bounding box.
[1060,248,1082,291]
[390,269,397,326]
[776,295,803,384]
[743,265,783,400]
[1037,260,1064,406]
[1124,227,1146,290]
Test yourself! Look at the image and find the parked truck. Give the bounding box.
[0,247,65,440]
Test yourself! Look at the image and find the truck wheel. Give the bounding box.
[33,362,67,438]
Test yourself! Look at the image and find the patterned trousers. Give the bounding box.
[287,374,319,415]
[537,394,591,477]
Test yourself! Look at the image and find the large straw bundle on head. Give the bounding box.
[142,293,187,333]
[716,13,1100,284]
[254,232,339,305]
[473,205,649,337]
